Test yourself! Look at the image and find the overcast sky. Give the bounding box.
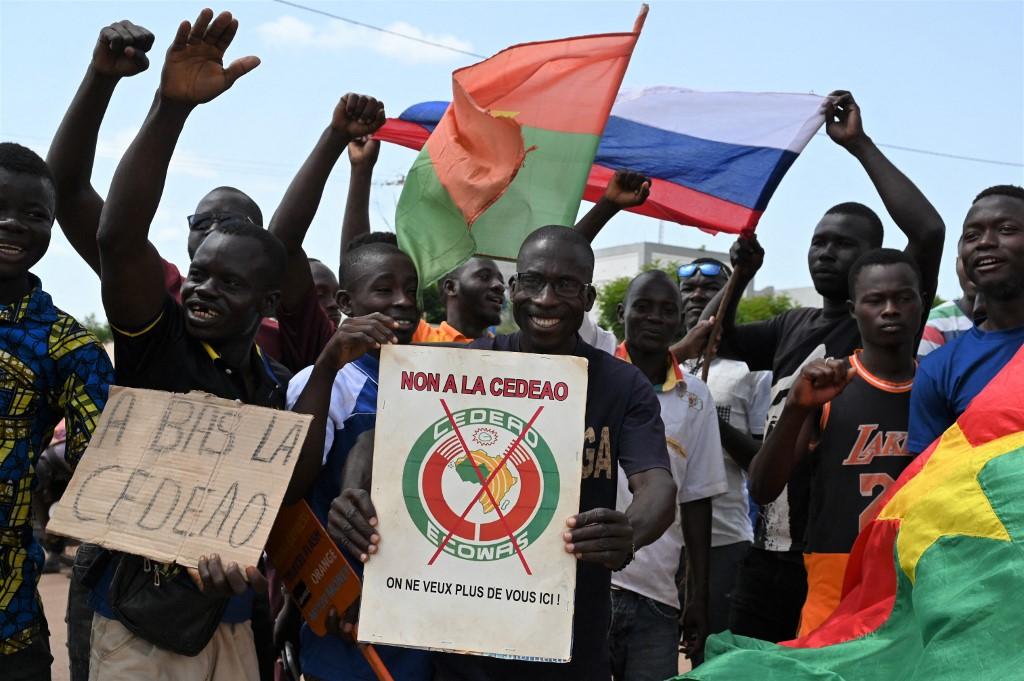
[2,0,1022,322]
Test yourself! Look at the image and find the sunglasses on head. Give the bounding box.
[677,262,724,279]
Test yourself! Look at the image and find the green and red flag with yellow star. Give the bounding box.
[680,345,1024,679]
[395,7,647,289]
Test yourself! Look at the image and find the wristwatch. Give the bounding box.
[612,542,636,572]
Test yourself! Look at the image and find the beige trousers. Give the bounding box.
[89,613,259,681]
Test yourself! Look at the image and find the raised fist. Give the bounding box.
[332,94,386,140]
[92,21,155,78]
[825,90,867,149]
[603,169,651,210]
[787,359,855,409]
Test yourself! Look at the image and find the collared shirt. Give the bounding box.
[0,275,113,653]
[613,343,684,392]
[613,343,728,608]
[92,295,289,625]
[412,319,473,344]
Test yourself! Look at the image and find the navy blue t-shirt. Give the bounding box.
[433,333,670,681]
[908,325,1024,453]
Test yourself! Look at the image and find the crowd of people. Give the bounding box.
[4,9,1023,681]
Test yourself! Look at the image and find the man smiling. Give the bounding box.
[412,257,506,343]
[330,226,676,680]
[0,142,113,681]
[909,185,1024,454]
[285,240,424,681]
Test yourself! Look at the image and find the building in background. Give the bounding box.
[591,241,822,324]
[750,284,822,308]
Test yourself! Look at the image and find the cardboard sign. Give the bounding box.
[48,386,312,568]
[359,345,587,662]
[266,501,361,636]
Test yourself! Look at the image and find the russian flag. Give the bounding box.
[376,86,825,235]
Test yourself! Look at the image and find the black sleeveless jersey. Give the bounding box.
[805,351,917,554]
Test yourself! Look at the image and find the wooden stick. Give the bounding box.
[700,271,742,383]
[347,626,395,681]
[359,642,395,681]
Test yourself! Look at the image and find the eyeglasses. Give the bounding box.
[186,212,255,231]
[677,262,725,279]
[510,272,592,298]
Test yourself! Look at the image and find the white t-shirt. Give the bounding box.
[686,358,772,547]
[579,315,617,355]
[611,374,728,608]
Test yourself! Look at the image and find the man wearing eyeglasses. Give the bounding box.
[700,92,944,643]
[678,258,772,644]
[330,225,677,681]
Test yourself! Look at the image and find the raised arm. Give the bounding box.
[97,9,259,330]
[701,236,764,335]
[748,359,854,504]
[573,169,651,243]
[47,21,155,275]
[339,136,380,273]
[825,91,945,302]
[269,95,385,312]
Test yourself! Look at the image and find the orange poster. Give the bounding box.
[266,501,361,636]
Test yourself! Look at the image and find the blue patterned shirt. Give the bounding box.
[0,276,113,653]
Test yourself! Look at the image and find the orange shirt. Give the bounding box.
[412,319,473,344]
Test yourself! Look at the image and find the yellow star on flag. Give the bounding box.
[878,425,1024,583]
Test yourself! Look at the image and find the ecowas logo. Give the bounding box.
[403,407,559,562]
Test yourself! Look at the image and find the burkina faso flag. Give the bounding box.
[679,343,1024,680]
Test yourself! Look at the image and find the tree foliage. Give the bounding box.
[736,292,796,324]
[421,283,446,324]
[81,313,112,344]
[596,263,800,341]
[595,262,680,340]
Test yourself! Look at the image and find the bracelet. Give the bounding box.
[612,542,636,572]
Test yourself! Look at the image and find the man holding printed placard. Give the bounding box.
[331,227,676,680]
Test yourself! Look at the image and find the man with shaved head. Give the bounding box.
[412,256,506,343]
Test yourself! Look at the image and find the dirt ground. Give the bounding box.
[39,571,72,681]
[38,567,693,680]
